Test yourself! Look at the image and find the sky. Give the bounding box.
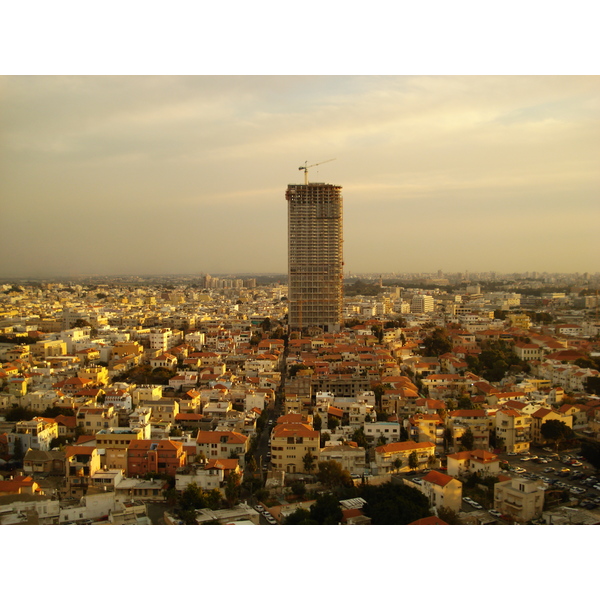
[1,75,599,278]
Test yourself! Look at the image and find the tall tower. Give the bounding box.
[286,182,343,333]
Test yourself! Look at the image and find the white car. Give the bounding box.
[488,509,503,518]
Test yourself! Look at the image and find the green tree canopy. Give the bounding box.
[421,328,453,357]
[408,450,419,471]
[360,481,431,525]
[317,460,353,488]
[302,451,316,473]
[459,428,475,451]
[540,420,574,450]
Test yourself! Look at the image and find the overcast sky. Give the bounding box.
[1,75,598,278]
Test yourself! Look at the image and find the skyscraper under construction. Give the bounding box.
[286,181,343,333]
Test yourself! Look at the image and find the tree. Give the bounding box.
[377,434,388,447]
[320,432,331,448]
[436,506,460,524]
[285,508,316,525]
[421,328,452,357]
[360,481,431,525]
[13,437,24,462]
[317,460,353,488]
[328,416,339,432]
[302,451,316,474]
[312,413,322,431]
[290,481,306,498]
[443,427,453,451]
[309,493,343,525]
[351,427,368,448]
[392,457,403,472]
[408,450,419,471]
[247,456,258,474]
[540,420,574,451]
[459,428,475,451]
[224,472,241,507]
[581,440,600,470]
[5,406,35,422]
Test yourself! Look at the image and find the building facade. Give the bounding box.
[286,182,343,333]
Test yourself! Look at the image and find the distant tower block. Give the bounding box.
[286,182,343,333]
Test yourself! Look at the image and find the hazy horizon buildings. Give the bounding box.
[286,182,344,333]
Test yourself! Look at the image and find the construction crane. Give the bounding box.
[298,158,336,185]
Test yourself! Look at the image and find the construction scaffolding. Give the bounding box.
[286,183,343,333]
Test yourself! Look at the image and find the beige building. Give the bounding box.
[319,442,367,475]
[446,449,501,479]
[76,405,119,435]
[15,417,59,452]
[196,430,249,467]
[494,476,544,523]
[530,408,573,446]
[495,408,532,453]
[446,410,491,451]
[420,470,463,513]
[373,440,436,474]
[65,446,102,497]
[271,418,320,474]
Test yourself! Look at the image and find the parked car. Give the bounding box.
[488,509,503,518]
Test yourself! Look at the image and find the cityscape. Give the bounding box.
[0,176,599,526]
[1,76,599,531]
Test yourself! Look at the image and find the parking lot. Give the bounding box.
[499,448,600,510]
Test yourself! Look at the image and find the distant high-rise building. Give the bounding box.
[411,294,434,314]
[286,182,343,332]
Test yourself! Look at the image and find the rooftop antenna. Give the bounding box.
[299,158,336,184]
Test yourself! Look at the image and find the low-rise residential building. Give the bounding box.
[175,458,241,494]
[446,449,501,479]
[196,430,249,466]
[530,408,573,446]
[23,449,65,475]
[409,414,444,446]
[446,410,491,451]
[15,417,59,452]
[76,405,119,435]
[373,440,436,474]
[271,420,320,474]
[420,470,463,513]
[127,439,187,477]
[319,442,367,475]
[364,421,401,445]
[495,408,531,453]
[65,446,102,497]
[494,476,544,523]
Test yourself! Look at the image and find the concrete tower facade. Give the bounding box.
[286,182,343,333]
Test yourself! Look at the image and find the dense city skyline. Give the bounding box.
[1,75,599,278]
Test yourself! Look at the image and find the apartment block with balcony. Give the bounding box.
[127,439,186,477]
[65,446,102,497]
[494,476,544,523]
[373,441,436,474]
[420,470,463,513]
[270,420,320,474]
[495,408,531,453]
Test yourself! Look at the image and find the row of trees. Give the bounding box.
[285,481,432,525]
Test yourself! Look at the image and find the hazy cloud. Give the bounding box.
[1,75,598,277]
